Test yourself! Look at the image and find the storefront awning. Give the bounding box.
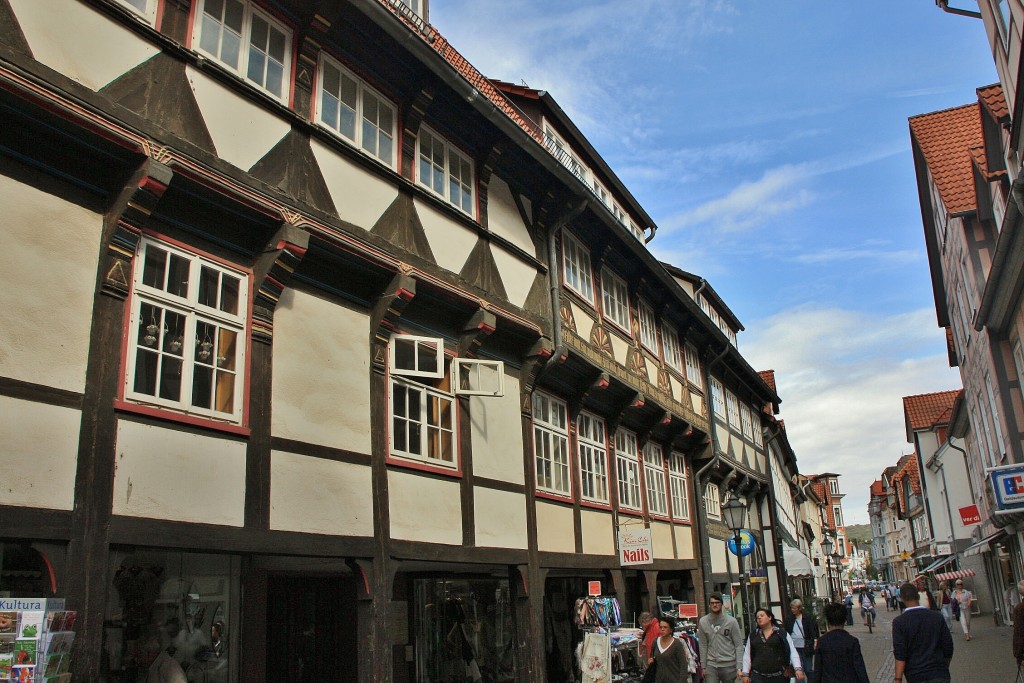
[782,543,814,578]
[963,529,1007,557]
[919,555,955,574]
[936,568,976,581]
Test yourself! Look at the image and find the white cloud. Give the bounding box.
[742,306,962,524]
[792,245,923,265]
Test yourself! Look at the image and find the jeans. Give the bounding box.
[940,604,952,629]
[704,665,740,683]
[797,648,813,678]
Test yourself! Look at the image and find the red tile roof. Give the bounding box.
[870,480,884,497]
[758,370,777,393]
[909,103,982,215]
[978,83,1009,122]
[903,390,961,431]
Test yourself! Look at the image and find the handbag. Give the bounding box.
[952,598,961,620]
[641,657,657,683]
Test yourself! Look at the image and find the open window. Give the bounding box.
[390,335,445,379]
[452,358,504,397]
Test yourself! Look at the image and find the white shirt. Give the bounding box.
[741,628,803,675]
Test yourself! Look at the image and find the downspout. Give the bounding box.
[546,200,589,352]
[935,1,982,19]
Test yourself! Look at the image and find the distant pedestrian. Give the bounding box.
[843,591,854,626]
[892,582,953,683]
[697,593,744,683]
[914,576,936,610]
[951,579,975,641]
[812,602,868,683]
[936,582,952,631]
[784,599,819,680]
[1012,579,1024,671]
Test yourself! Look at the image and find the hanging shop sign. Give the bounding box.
[677,603,699,619]
[617,527,654,566]
[958,505,982,526]
[749,568,768,584]
[934,542,952,556]
[588,581,602,597]
[727,529,755,557]
[990,464,1024,511]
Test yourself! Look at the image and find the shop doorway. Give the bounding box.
[266,576,357,682]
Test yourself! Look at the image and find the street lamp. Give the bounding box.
[821,533,835,599]
[831,552,843,596]
[721,492,750,633]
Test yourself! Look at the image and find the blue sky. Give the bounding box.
[431,1,995,523]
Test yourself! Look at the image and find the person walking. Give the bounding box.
[784,599,819,680]
[936,582,952,631]
[740,607,804,683]
[843,590,854,626]
[892,582,953,683]
[914,576,936,610]
[648,616,692,683]
[812,601,868,683]
[639,611,660,661]
[697,593,744,683]
[1012,579,1024,672]
[951,579,975,641]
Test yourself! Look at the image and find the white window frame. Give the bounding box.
[751,405,764,446]
[642,443,668,517]
[577,412,609,505]
[317,55,396,167]
[533,392,571,496]
[710,377,725,418]
[562,232,595,304]
[684,343,703,390]
[615,429,642,511]
[125,237,248,423]
[452,358,504,397]
[417,126,475,216]
[193,0,293,102]
[400,0,428,21]
[601,268,631,332]
[833,505,844,528]
[985,372,1007,458]
[704,483,721,520]
[390,335,445,379]
[739,403,753,439]
[637,300,658,352]
[669,453,690,521]
[725,389,741,429]
[994,0,1013,48]
[612,203,628,227]
[829,479,840,495]
[542,122,587,183]
[390,375,457,468]
[662,325,683,374]
[592,178,611,209]
[117,0,158,23]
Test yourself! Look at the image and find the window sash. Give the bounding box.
[562,233,594,303]
[615,429,641,511]
[318,56,396,167]
[751,406,764,446]
[637,301,657,352]
[740,404,753,438]
[390,377,456,466]
[704,484,720,519]
[663,326,683,373]
[390,335,445,379]
[985,373,1007,456]
[577,412,608,504]
[534,393,570,495]
[684,344,703,389]
[642,443,667,516]
[669,454,689,521]
[452,358,504,397]
[711,377,725,417]
[417,127,475,216]
[725,390,740,428]
[601,269,631,331]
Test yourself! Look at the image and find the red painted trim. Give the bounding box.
[385,455,462,478]
[114,400,251,436]
[154,0,165,31]
[649,513,671,523]
[579,499,613,512]
[535,490,574,505]
[616,507,643,518]
[184,0,198,49]
[139,175,168,195]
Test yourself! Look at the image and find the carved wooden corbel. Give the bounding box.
[251,224,310,344]
[458,308,497,358]
[371,272,417,371]
[519,337,554,414]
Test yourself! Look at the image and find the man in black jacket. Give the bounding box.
[784,598,819,679]
[812,602,868,683]
[893,583,953,683]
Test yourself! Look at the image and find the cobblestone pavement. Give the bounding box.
[833,598,1021,682]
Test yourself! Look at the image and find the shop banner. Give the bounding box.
[989,464,1024,511]
[958,505,981,526]
[617,527,653,566]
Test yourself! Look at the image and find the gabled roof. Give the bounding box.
[909,103,983,215]
[870,480,884,497]
[892,453,921,512]
[903,389,961,440]
[978,83,1010,122]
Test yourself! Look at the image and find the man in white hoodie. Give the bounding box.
[698,593,745,683]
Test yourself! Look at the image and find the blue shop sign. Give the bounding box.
[727,529,755,557]
[991,464,1024,511]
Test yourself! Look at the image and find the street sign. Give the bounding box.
[618,527,654,566]
[727,530,755,557]
[959,504,982,525]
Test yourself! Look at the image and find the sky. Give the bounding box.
[430,1,996,524]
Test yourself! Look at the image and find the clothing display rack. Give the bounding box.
[574,596,645,683]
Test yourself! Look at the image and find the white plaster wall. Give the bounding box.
[536,501,575,553]
[710,537,728,574]
[388,471,462,545]
[0,396,79,509]
[570,302,594,341]
[0,173,100,392]
[112,419,246,525]
[474,488,527,549]
[271,289,371,454]
[186,67,291,171]
[270,451,373,536]
[674,525,695,560]
[470,375,525,484]
[580,509,615,556]
[416,199,477,273]
[651,521,674,560]
[690,392,705,417]
[9,0,159,90]
[490,246,537,308]
[486,176,534,255]
[310,139,398,229]
[610,334,628,366]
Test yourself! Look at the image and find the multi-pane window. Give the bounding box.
[418,127,475,216]
[195,0,292,101]
[725,389,741,429]
[592,179,611,209]
[739,404,753,439]
[642,443,668,517]
[318,56,396,167]
[829,479,840,496]
[601,269,631,331]
[126,238,247,422]
[615,429,641,511]
[662,325,683,373]
[684,344,703,389]
[612,204,628,227]
[704,483,720,519]
[669,454,689,521]
[533,392,570,495]
[751,406,764,446]
[389,335,456,467]
[577,412,609,504]
[562,233,594,304]
[117,0,157,22]
[638,300,658,352]
[710,377,725,418]
[985,372,1007,458]
[833,505,844,527]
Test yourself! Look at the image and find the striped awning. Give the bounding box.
[936,568,976,581]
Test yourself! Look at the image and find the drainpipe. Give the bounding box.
[935,1,982,19]
[546,200,589,352]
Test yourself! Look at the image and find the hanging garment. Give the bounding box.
[580,631,612,683]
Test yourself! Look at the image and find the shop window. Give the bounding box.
[417,126,475,216]
[577,411,609,504]
[532,392,570,495]
[102,549,239,682]
[601,268,630,332]
[0,542,65,596]
[642,442,668,517]
[194,0,293,102]
[412,577,515,682]
[562,232,594,304]
[317,55,396,167]
[615,429,641,511]
[389,335,457,468]
[124,237,248,424]
[669,453,689,521]
[116,0,158,23]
